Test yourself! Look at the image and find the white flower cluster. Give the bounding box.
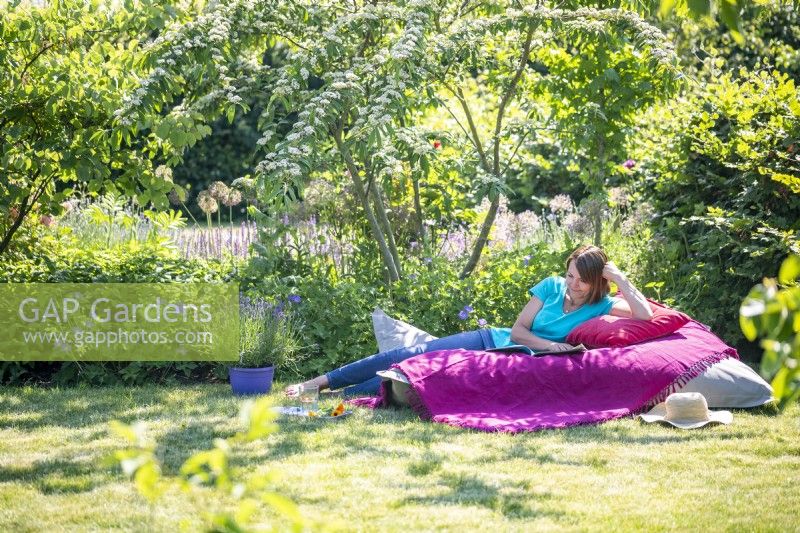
[115,0,267,125]
[154,165,173,182]
[549,194,574,215]
[396,127,436,156]
[351,72,410,134]
[510,210,543,238]
[256,131,274,146]
[371,141,403,179]
[557,7,677,68]
[389,3,430,61]
[256,155,303,179]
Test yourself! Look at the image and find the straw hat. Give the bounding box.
[639,392,733,429]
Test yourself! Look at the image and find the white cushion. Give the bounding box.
[372,311,774,409]
[676,358,773,408]
[371,307,438,353]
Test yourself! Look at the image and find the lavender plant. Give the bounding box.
[237,296,304,370]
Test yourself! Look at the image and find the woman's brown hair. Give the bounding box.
[566,245,609,304]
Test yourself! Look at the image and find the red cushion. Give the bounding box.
[566,300,691,348]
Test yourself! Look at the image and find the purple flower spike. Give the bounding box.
[478,318,487,327]
[288,294,301,304]
[458,309,469,320]
[623,159,636,169]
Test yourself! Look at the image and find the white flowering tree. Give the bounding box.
[116,0,683,280]
[0,0,189,256]
[116,0,441,281]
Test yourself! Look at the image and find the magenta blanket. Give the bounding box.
[351,321,738,433]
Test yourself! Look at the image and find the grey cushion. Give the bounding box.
[676,358,773,408]
[371,307,438,354]
[372,311,774,409]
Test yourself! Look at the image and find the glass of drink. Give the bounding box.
[299,383,319,414]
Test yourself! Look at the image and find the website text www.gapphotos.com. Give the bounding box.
[21,328,214,349]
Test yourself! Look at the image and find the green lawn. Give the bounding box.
[1,384,798,532]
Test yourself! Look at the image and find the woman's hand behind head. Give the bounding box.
[602,261,627,285]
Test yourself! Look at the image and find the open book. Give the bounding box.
[486,343,587,357]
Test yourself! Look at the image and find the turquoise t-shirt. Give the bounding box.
[489,276,616,346]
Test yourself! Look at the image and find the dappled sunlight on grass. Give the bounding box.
[0,384,798,531]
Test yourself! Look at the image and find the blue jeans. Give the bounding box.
[326,329,495,396]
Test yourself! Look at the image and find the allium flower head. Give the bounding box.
[579,197,607,220]
[463,305,474,313]
[477,318,487,327]
[61,199,79,213]
[222,189,243,207]
[549,194,574,215]
[288,294,301,304]
[197,190,219,214]
[168,189,185,206]
[458,309,469,320]
[623,159,636,169]
[231,177,256,200]
[563,213,591,235]
[208,181,230,200]
[608,187,629,208]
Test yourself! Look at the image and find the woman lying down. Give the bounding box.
[286,245,654,398]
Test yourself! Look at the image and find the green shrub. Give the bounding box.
[740,255,800,410]
[0,236,239,386]
[245,240,593,379]
[630,68,800,346]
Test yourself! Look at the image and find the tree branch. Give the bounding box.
[446,85,489,171]
[492,22,535,175]
[499,129,530,180]
[0,168,47,256]
[19,41,56,83]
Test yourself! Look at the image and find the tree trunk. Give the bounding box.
[460,24,535,279]
[333,129,400,282]
[594,137,606,247]
[593,210,603,247]
[0,211,28,256]
[459,196,499,279]
[0,170,46,256]
[367,176,403,277]
[412,174,426,244]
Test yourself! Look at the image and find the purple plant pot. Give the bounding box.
[229,366,275,396]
